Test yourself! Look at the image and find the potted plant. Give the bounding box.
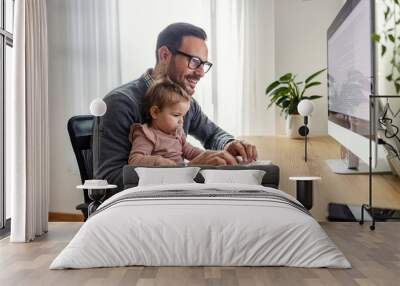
[372,0,400,93]
[372,0,400,177]
[265,69,326,138]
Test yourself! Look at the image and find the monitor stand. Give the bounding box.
[326,146,392,174]
[326,158,391,174]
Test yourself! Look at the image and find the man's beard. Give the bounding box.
[167,62,196,96]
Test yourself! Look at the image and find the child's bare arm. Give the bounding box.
[129,153,176,166]
[181,138,205,161]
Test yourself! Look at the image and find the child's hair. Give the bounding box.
[144,77,190,122]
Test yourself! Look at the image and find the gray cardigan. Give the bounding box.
[95,71,234,190]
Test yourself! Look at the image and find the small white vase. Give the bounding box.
[285,114,303,138]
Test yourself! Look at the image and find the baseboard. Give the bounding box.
[48,212,84,222]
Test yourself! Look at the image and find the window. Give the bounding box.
[0,0,14,236]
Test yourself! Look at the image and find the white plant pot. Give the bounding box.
[285,114,303,138]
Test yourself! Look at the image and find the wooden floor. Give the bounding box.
[1,222,400,286]
[241,136,400,221]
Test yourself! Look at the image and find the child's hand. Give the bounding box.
[156,157,177,166]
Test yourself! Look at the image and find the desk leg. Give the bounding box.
[296,181,313,210]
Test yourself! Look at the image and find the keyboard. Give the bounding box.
[238,159,272,166]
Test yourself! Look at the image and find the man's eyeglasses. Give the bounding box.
[172,50,213,73]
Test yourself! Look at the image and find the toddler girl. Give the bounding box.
[128,77,204,166]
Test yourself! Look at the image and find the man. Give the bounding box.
[97,22,258,190]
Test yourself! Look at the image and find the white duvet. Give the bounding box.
[50,183,351,269]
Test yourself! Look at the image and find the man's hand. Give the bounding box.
[224,140,258,164]
[188,150,238,166]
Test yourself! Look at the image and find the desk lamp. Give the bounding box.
[79,97,112,216]
[298,99,314,162]
[90,97,107,175]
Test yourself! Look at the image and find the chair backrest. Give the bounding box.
[67,115,94,203]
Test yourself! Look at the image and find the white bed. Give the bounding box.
[50,183,351,269]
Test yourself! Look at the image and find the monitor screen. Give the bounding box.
[327,0,373,138]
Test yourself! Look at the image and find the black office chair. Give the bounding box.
[67,115,95,221]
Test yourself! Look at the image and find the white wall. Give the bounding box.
[274,0,345,136]
[47,0,82,214]
[254,0,276,136]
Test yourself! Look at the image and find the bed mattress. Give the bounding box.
[50,183,351,269]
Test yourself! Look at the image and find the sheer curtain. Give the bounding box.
[47,0,121,214]
[210,0,274,136]
[9,0,49,242]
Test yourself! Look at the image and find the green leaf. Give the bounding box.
[289,81,300,100]
[267,101,275,109]
[389,34,395,43]
[381,45,387,56]
[282,100,290,108]
[304,82,321,89]
[305,69,326,84]
[270,92,286,103]
[307,95,322,100]
[386,74,393,81]
[279,73,293,82]
[269,86,289,102]
[276,97,287,106]
[396,83,400,94]
[371,33,381,42]
[269,86,290,97]
[384,7,390,20]
[265,81,280,95]
[278,100,290,109]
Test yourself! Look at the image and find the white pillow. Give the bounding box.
[200,169,266,185]
[135,167,201,186]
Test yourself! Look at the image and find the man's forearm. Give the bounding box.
[206,131,234,150]
[187,99,234,151]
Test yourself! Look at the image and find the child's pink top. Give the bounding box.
[128,123,204,165]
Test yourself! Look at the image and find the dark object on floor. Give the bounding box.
[327,203,356,222]
[328,202,400,222]
[370,207,400,220]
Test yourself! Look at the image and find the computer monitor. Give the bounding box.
[326,0,390,174]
